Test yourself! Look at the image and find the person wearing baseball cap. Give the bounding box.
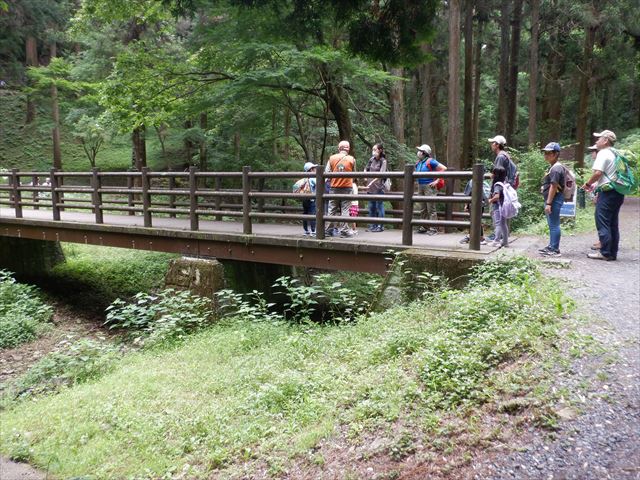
[488,135,518,187]
[415,143,447,234]
[583,129,622,261]
[538,142,565,257]
[324,140,356,238]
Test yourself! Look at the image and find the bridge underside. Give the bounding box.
[1,218,397,274]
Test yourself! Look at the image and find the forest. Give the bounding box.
[0,0,639,174]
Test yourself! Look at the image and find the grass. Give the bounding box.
[42,244,177,310]
[0,92,186,172]
[0,258,573,479]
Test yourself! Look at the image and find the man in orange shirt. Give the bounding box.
[325,140,356,237]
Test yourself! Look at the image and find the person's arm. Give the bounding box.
[488,193,500,204]
[545,183,558,215]
[435,162,447,172]
[583,170,603,191]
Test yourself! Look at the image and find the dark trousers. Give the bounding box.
[595,189,624,259]
[302,199,316,233]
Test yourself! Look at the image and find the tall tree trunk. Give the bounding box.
[420,45,435,152]
[447,0,462,169]
[575,22,598,169]
[284,109,291,163]
[496,0,511,134]
[50,42,62,170]
[540,27,565,144]
[321,64,353,147]
[389,67,406,147]
[462,0,474,169]
[506,0,523,143]
[406,72,420,148]
[234,132,240,164]
[183,119,193,164]
[527,0,540,146]
[472,19,485,161]
[132,125,147,171]
[199,112,208,170]
[25,36,38,124]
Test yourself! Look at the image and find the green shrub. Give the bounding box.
[0,270,53,349]
[468,255,539,288]
[105,289,216,346]
[4,339,119,402]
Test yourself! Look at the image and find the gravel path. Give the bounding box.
[471,197,640,479]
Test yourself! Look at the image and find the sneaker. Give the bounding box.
[538,246,552,254]
[487,233,496,241]
[324,229,335,237]
[480,239,487,245]
[311,231,316,236]
[303,231,310,236]
[587,252,615,261]
[426,229,438,236]
[459,235,470,244]
[417,226,428,234]
[490,241,502,247]
[340,230,354,238]
[544,250,561,257]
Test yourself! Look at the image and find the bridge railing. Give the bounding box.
[0,164,486,250]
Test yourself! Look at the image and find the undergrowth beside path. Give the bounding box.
[0,258,575,479]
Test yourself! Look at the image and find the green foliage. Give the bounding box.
[0,270,52,349]
[468,255,540,288]
[46,244,176,310]
[0,256,570,478]
[3,339,119,403]
[105,289,215,346]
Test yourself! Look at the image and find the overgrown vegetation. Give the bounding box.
[44,244,177,310]
[0,270,52,349]
[0,256,575,478]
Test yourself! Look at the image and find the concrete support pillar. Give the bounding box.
[0,237,64,278]
[165,257,226,300]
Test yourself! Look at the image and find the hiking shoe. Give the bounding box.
[459,235,470,244]
[543,249,561,257]
[587,252,615,261]
[538,246,552,254]
[417,226,428,234]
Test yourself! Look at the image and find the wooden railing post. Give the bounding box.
[10,169,22,219]
[315,167,325,239]
[92,168,103,224]
[32,175,39,210]
[214,176,222,221]
[168,172,176,218]
[242,166,252,234]
[469,163,485,251]
[401,163,415,246]
[50,168,60,221]
[127,169,135,216]
[142,167,152,227]
[189,166,199,231]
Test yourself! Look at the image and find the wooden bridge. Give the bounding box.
[0,165,487,274]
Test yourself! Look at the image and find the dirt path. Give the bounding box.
[468,196,640,479]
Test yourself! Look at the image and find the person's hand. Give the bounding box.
[582,182,593,192]
[544,204,551,215]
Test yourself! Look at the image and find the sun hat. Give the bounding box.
[416,144,432,155]
[593,130,616,143]
[488,135,507,145]
[303,162,318,172]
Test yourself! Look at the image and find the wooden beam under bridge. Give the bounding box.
[0,218,396,275]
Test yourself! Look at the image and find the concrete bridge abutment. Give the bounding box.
[0,237,64,279]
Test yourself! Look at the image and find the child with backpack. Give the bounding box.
[293,162,318,235]
[488,166,509,248]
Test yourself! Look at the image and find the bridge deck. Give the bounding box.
[1,208,503,274]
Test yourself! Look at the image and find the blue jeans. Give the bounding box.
[367,188,385,229]
[302,199,316,233]
[595,189,624,259]
[546,193,564,251]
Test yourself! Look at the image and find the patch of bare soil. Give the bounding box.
[0,303,108,386]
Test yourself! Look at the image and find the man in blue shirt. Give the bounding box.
[415,144,447,234]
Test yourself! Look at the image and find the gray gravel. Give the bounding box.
[472,197,640,479]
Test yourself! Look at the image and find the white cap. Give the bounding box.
[587,144,598,151]
[416,144,432,155]
[488,135,507,145]
[303,162,318,172]
[593,130,616,143]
